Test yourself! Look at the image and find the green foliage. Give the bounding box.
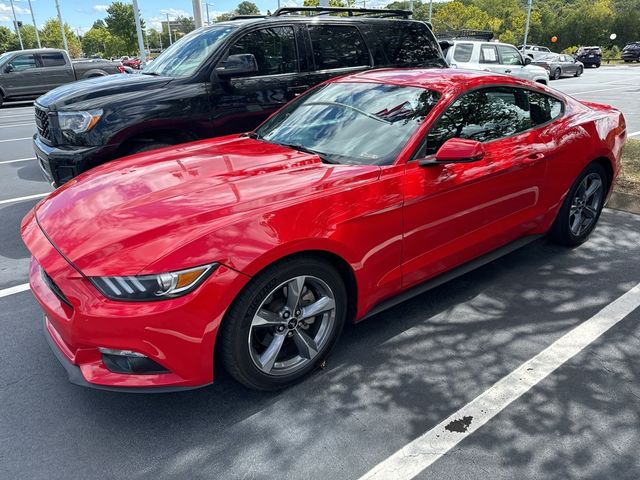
[0,26,14,53]
[236,1,260,15]
[40,19,82,58]
[105,1,144,55]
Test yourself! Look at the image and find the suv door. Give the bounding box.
[496,44,528,80]
[2,54,39,98]
[478,43,503,74]
[303,23,372,86]
[401,86,549,288]
[36,52,75,92]
[212,25,306,135]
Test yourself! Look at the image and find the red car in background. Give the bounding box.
[22,69,626,392]
[122,57,142,69]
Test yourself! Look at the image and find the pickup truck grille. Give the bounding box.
[35,106,52,142]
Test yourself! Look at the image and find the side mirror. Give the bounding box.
[438,40,453,52]
[4,64,14,73]
[524,57,532,65]
[215,53,258,77]
[419,138,485,166]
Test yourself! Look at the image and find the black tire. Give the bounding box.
[0,94,3,108]
[595,63,600,68]
[127,141,173,155]
[549,162,607,247]
[553,68,562,80]
[219,256,347,391]
[574,66,583,77]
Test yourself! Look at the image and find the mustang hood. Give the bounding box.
[33,136,380,276]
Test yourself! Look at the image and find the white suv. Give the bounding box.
[443,40,549,85]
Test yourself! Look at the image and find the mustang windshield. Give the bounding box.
[256,82,441,165]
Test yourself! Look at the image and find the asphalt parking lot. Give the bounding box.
[1,66,640,480]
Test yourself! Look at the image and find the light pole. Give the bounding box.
[192,0,204,28]
[166,13,173,45]
[204,2,214,25]
[132,0,146,63]
[27,0,41,48]
[9,0,23,50]
[54,0,69,53]
[429,0,433,23]
[523,0,533,51]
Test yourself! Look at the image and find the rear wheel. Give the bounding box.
[549,163,607,246]
[219,257,347,390]
[553,68,562,80]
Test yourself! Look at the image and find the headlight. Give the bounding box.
[58,109,103,133]
[90,264,217,301]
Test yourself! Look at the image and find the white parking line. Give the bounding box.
[0,193,48,205]
[0,157,35,165]
[360,282,640,480]
[0,123,35,128]
[0,283,30,299]
[0,137,32,143]
[628,131,640,138]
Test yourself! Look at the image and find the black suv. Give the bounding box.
[575,46,601,67]
[33,7,445,186]
[622,42,640,62]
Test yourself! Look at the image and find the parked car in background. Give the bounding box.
[622,42,640,62]
[518,44,551,60]
[22,68,626,392]
[442,40,549,84]
[122,57,142,69]
[575,46,601,67]
[0,48,123,107]
[33,7,447,187]
[531,53,583,80]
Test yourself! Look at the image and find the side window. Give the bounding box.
[308,25,370,70]
[378,23,441,65]
[10,54,37,71]
[528,91,563,125]
[480,45,499,64]
[39,53,66,67]
[228,26,297,76]
[453,43,474,63]
[424,87,533,155]
[497,45,522,66]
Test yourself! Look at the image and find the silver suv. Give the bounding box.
[443,40,549,85]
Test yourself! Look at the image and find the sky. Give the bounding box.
[0,0,392,35]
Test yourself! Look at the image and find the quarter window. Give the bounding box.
[424,87,545,155]
[453,43,474,63]
[528,91,563,124]
[308,25,370,70]
[228,26,297,76]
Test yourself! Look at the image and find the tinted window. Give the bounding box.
[379,23,442,65]
[10,54,37,71]
[453,43,474,63]
[40,53,66,67]
[424,87,533,155]
[228,26,297,76]
[497,45,522,65]
[480,45,498,64]
[308,25,370,70]
[528,91,563,124]
[256,82,440,165]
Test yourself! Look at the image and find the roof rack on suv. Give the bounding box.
[272,7,412,19]
[436,29,494,41]
[229,15,267,20]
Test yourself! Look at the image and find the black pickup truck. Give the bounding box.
[32,7,446,187]
[0,48,122,107]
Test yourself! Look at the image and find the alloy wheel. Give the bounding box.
[248,275,336,376]
[569,173,603,236]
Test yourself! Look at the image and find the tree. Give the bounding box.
[93,19,107,29]
[236,1,260,15]
[0,26,15,53]
[40,19,82,58]
[105,1,145,55]
[177,16,196,34]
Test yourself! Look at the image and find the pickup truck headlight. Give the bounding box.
[89,264,217,301]
[58,109,103,134]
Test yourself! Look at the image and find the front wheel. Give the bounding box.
[574,66,583,77]
[549,163,607,246]
[219,257,347,390]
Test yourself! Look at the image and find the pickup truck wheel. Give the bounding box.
[127,141,173,155]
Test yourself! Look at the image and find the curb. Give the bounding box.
[607,191,640,215]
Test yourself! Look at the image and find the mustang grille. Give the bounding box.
[35,106,52,142]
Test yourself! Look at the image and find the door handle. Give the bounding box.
[504,69,512,73]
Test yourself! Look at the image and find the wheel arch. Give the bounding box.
[592,156,614,193]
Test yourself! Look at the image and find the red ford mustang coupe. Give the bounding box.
[22,69,626,391]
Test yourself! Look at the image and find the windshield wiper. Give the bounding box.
[276,143,338,164]
[242,131,260,139]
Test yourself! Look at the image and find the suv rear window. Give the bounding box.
[453,43,473,63]
[308,25,370,70]
[379,23,441,65]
